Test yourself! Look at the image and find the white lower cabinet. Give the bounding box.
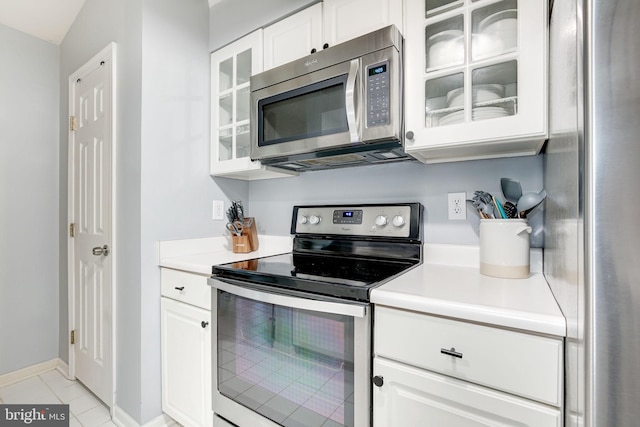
[373,306,563,426]
[161,269,212,427]
[373,357,562,427]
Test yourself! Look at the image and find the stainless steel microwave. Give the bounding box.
[250,25,409,171]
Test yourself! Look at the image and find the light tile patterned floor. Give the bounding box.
[0,369,114,427]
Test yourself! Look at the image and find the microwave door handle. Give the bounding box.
[345,59,360,143]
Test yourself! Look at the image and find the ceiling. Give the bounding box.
[0,0,221,46]
[0,0,85,45]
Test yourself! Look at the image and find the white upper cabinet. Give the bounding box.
[403,0,548,163]
[210,30,297,180]
[264,0,404,70]
[323,0,404,46]
[263,3,323,70]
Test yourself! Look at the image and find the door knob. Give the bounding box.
[201,321,209,328]
[92,245,110,256]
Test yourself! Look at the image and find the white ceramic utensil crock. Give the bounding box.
[479,219,532,278]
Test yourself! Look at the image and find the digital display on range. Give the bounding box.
[333,209,363,224]
[368,64,387,76]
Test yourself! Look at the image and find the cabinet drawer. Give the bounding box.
[374,306,563,406]
[161,268,210,310]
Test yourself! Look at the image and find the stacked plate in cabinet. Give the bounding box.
[472,84,509,120]
[427,29,463,70]
[438,84,509,125]
[473,106,510,120]
[438,110,465,126]
[475,9,517,58]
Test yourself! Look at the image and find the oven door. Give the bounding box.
[209,277,371,427]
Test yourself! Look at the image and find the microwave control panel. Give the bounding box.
[366,61,390,127]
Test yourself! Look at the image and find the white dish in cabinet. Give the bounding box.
[403,0,548,163]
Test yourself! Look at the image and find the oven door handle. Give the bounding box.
[210,278,367,318]
[345,59,361,143]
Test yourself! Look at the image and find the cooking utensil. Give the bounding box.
[226,222,242,236]
[235,201,245,223]
[232,220,244,235]
[500,178,523,203]
[493,196,507,219]
[502,201,518,218]
[226,207,235,223]
[517,189,547,218]
[473,190,499,218]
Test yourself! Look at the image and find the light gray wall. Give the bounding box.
[60,0,246,423]
[60,0,145,419]
[0,24,59,375]
[139,0,246,422]
[208,0,545,241]
[249,156,544,242]
[209,0,318,51]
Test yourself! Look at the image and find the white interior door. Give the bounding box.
[68,43,116,407]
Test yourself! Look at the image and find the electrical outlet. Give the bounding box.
[213,200,224,220]
[448,192,467,220]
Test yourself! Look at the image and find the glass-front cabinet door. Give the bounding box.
[404,0,548,164]
[210,30,297,180]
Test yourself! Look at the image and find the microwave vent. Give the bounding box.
[298,153,366,166]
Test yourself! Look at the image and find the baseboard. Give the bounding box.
[0,359,59,388]
[55,359,72,380]
[112,406,178,427]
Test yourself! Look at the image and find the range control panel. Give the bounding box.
[292,204,420,238]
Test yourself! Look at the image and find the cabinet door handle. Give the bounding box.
[201,321,209,328]
[174,286,185,291]
[372,375,384,387]
[440,347,463,359]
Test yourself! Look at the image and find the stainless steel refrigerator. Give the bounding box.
[546,0,640,426]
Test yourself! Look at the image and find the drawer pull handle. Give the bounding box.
[441,347,463,359]
[174,286,185,291]
[201,321,209,328]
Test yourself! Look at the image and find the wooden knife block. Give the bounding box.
[232,217,259,253]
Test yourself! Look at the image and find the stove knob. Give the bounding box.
[309,215,321,225]
[298,215,309,225]
[375,215,388,227]
[392,215,406,227]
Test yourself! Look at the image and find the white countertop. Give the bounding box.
[158,237,565,337]
[158,235,293,275]
[371,243,566,337]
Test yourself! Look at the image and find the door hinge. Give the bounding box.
[70,330,75,345]
[70,223,76,238]
[69,115,78,131]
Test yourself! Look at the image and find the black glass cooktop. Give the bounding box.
[212,252,418,302]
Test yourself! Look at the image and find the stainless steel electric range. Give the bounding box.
[208,203,422,427]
